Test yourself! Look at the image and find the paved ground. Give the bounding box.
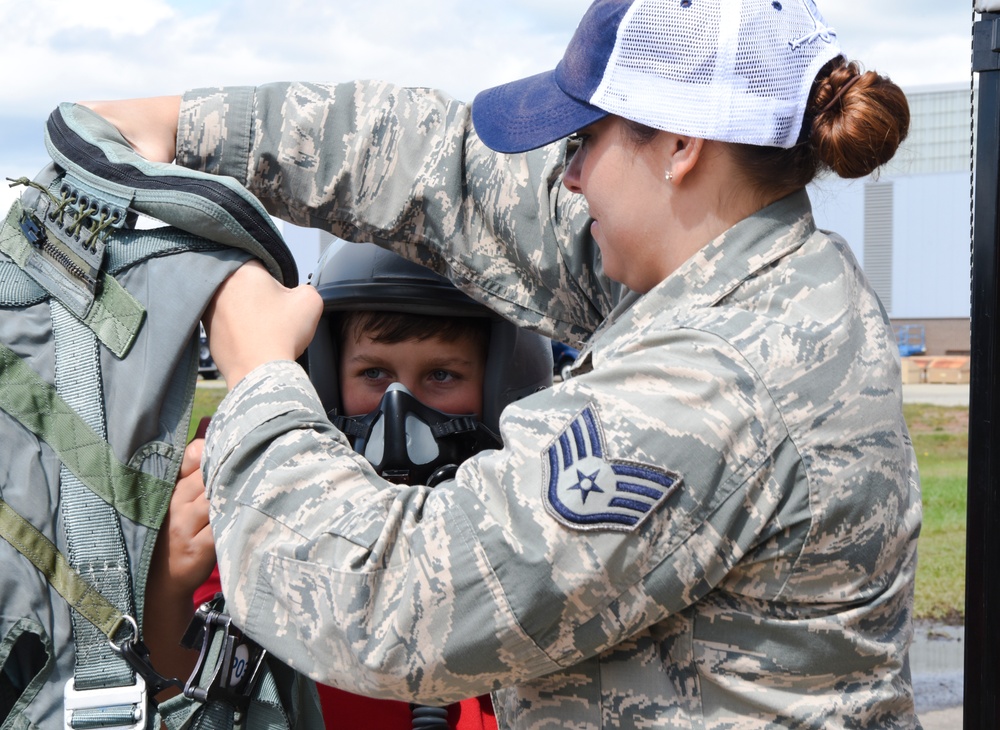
[920,705,963,729]
[902,383,970,407]
[911,621,964,726]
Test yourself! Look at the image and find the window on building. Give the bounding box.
[864,181,895,313]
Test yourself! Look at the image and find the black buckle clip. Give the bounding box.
[108,615,184,702]
[19,210,46,247]
[180,594,268,711]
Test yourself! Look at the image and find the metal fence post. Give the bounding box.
[967,9,1000,729]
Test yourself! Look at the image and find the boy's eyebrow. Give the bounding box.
[341,353,390,368]
[426,356,480,368]
[343,352,481,368]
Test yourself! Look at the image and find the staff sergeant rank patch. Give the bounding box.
[544,405,680,532]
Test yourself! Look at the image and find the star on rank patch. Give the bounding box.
[544,405,680,531]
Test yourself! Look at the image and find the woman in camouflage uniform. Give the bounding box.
[90,0,920,727]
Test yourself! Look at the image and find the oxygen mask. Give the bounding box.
[332,383,501,486]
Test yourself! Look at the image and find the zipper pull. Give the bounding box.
[19,210,45,247]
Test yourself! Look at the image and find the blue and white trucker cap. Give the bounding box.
[472,0,844,153]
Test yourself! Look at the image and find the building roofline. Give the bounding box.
[903,80,976,95]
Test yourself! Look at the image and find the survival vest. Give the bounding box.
[0,103,323,730]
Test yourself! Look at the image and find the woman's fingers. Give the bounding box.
[204,261,323,385]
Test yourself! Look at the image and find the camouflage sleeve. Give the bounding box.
[203,361,564,702]
[203,314,785,705]
[176,82,623,345]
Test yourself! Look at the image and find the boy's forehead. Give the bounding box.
[344,329,486,363]
[338,309,490,351]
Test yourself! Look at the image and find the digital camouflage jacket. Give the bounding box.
[178,82,922,730]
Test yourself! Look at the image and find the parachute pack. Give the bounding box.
[0,103,322,730]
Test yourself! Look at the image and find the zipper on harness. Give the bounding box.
[20,209,100,294]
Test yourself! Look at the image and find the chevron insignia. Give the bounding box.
[543,406,680,531]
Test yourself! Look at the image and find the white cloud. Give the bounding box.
[10,0,174,36]
[819,0,972,87]
[0,0,585,117]
[0,0,586,203]
[0,0,972,113]
[0,0,977,191]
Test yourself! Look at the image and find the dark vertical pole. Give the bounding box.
[967,12,1000,730]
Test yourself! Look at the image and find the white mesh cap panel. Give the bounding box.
[591,0,842,147]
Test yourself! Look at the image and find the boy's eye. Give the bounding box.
[363,368,386,380]
[429,370,458,383]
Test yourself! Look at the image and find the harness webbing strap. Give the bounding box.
[52,301,135,693]
[0,260,46,305]
[189,702,232,730]
[0,499,125,639]
[80,275,146,359]
[0,201,146,359]
[0,342,173,528]
[0,200,30,262]
[71,708,141,730]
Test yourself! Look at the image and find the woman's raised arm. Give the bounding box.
[80,95,181,163]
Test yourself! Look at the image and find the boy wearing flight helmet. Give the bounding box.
[308,242,552,486]
[144,242,552,729]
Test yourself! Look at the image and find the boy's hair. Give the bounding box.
[336,310,490,359]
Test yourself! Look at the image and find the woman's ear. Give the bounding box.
[664,135,704,184]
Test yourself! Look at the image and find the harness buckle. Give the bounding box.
[63,676,146,730]
[108,615,184,700]
[181,594,268,712]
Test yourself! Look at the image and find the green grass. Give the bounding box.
[188,388,970,620]
[905,404,969,622]
[187,385,227,442]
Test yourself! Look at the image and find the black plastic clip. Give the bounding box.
[108,615,184,701]
[180,594,268,712]
[19,211,46,247]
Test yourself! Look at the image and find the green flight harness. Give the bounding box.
[0,103,323,730]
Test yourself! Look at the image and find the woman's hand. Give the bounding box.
[79,96,181,164]
[204,261,324,386]
[149,438,215,597]
[143,438,215,698]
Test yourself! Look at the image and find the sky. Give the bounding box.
[0,0,977,211]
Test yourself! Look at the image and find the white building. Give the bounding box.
[808,83,974,355]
